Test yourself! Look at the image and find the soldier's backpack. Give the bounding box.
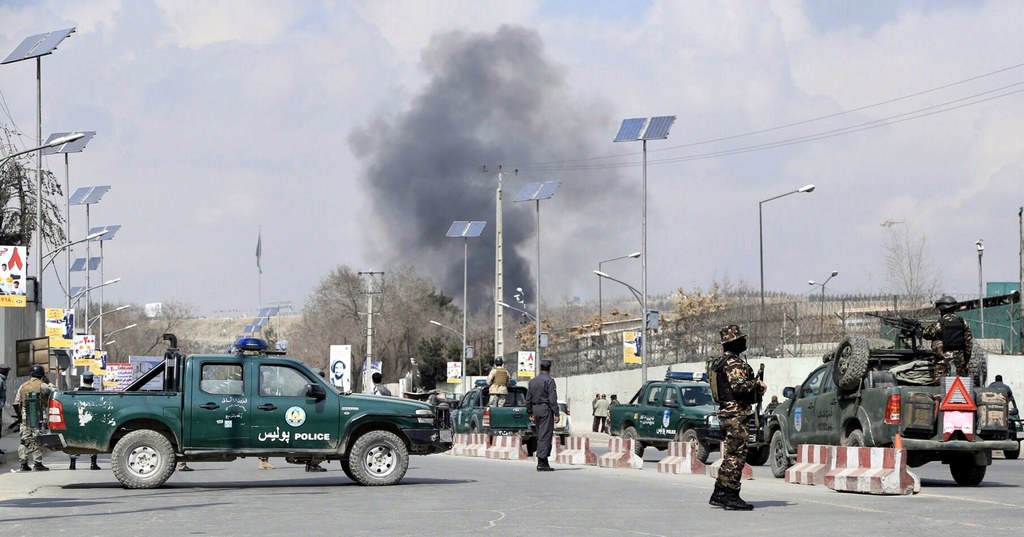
[707,356,726,403]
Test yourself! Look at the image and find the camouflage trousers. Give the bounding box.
[717,415,748,491]
[18,425,43,464]
[934,350,967,378]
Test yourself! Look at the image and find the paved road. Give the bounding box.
[1,444,1023,537]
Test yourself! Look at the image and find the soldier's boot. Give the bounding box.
[69,458,76,470]
[708,483,728,507]
[90,459,101,470]
[33,463,49,471]
[539,457,554,472]
[258,459,274,470]
[20,462,31,472]
[721,488,753,511]
[305,463,326,472]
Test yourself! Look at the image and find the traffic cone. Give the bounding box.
[894,433,903,450]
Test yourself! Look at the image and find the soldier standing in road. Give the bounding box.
[68,372,101,470]
[0,365,9,454]
[17,365,54,471]
[922,295,974,378]
[527,359,559,472]
[708,325,765,511]
[487,357,510,406]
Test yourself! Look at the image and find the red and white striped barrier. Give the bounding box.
[824,446,921,495]
[450,433,489,457]
[597,438,643,469]
[486,436,528,460]
[705,457,754,480]
[555,437,597,466]
[657,441,705,475]
[785,444,832,486]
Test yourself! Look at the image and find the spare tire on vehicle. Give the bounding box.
[967,342,987,385]
[832,335,870,392]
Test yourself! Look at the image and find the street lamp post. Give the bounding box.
[759,185,816,327]
[513,182,560,375]
[808,270,839,339]
[87,304,130,333]
[102,323,137,342]
[977,239,985,339]
[70,278,121,309]
[593,270,647,378]
[445,221,485,395]
[598,252,641,335]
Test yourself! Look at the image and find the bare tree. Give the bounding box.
[883,221,943,300]
[1,126,67,248]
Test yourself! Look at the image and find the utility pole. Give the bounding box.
[358,271,384,393]
[485,165,516,366]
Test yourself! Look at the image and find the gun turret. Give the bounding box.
[866,312,924,350]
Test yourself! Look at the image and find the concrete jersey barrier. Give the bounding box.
[657,441,705,475]
[555,437,597,466]
[824,446,921,495]
[485,436,528,460]
[597,437,643,469]
[785,444,831,485]
[450,433,489,458]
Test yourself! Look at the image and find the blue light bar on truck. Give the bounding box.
[233,337,268,353]
[665,371,707,382]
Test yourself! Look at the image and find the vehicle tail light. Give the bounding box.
[884,394,901,425]
[48,399,66,430]
[482,407,491,428]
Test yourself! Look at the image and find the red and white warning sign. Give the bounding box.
[940,376,977,412]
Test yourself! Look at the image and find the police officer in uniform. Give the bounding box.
[923,295,974,379]
[486,357,510,406]
[527,359,559,471]
[69,372,101,470]
[709,325,764,510]
[17,365,54,471]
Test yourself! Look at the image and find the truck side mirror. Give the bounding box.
[306,383,326,402]
[783,386,795,399]
[663,399,679,408]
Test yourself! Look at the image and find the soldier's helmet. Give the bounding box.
[719,324,746,344]
[935,295,958,312]
[30,364,45,378]
[494,357,503,366]
[82,372,94,384]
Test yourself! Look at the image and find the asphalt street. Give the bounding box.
[1,438,1023,537]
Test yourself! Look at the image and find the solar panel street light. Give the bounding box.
[89,225,121,348]
[446,220,486,394]
[513,181,560,374]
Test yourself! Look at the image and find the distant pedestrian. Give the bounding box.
[69,373,101,470]
[0,365,9,455]
[17,365,53,471]
[606,395,619,433]
[594,395,610,434]
[765,395,780,414]
[989,375,1016,410]
[527,359,559,471]
[371,372,392,396]
[591,394,601,432]
[487,357,510,406]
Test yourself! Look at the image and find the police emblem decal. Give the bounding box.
[662,409,671,428]
[794,406,802,432]
[285,406,306,427]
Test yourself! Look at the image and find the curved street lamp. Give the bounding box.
[759,184,815,324]
[808,270,839,338]
[102,323,137,341]
[977,239,985,338]
[597,252,640,335]
[497,300,536,321]
[70,277,121,308]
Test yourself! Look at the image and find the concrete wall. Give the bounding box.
[554,354,1024,434]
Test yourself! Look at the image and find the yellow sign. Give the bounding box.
[623,332,642,364]
[0,245,28,307]
[73,335,96,367]
[446,361,462,384]
[517,351,535,379]
[45,308,74,349]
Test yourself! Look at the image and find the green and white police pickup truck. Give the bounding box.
[608,372,764,463]
[766,324,1017,486]
[451,380,536,451]
[42,335,454,489]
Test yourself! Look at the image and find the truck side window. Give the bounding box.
[200,364,243,395]
[259,365,309,397]
[800,367,828,399]
[663,388,679,407]
[646,386,662,406]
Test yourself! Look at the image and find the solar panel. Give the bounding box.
[257,307,272,318]
[243,324,255,334]
[41,131,96,155]
[465,221,486,237]
[70,286,84,297]
[513,181,560,202]
[642,116,676,140]
[70,257,101,272]
[267,306,279,317]
[2,28,74,65]
[69,186,110,205]
[614,118,647,142]
[89,225,121,241]
[446,221,486,238]
[255,318,269,327]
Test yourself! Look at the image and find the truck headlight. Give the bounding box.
[416,409,434,424]
[705,414,720,428]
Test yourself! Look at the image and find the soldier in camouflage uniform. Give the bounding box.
[922,296,973,378]
[708,325,765,511]
[17,365,53,471]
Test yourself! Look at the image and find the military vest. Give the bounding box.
[940,316,966,351]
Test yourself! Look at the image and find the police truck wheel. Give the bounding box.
[950,456,986,486]
[967,342,988,385]
[833,336,870,392]
[340,459,356,481]
[1004,443,1020,460]
[746,445,770,466]
[111,429,176,489]
[678,428,709,464]
[769,430,790,478]
[622,426,644,458]
[845,429,866,447]
[348,430,409,486]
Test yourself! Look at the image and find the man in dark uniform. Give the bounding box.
[527,359,559,472]
[708,325,764,510]
[922,295,974,378]
[69,372,101,470]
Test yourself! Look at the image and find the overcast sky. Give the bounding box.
[2,0,1023,318]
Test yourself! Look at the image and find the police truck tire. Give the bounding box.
[340,459,356,482]
[746,445,770,466]
[950,456,986,486]
[967,342,987,385]
[845,429,866,447]
[679,428,709,464]
[348,430,409,486]
[1004,443,1020,460]
[111,429,176,489]
[623,426,644,458]
[769,430,790,478]
[833,336,870,392]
